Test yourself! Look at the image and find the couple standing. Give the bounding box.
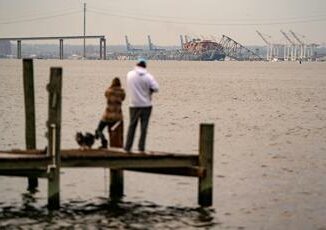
[95,58,159,152]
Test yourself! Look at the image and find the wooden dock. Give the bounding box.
[0,59,214,209]
[0,149,198,172]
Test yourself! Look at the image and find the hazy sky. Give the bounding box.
[0,0,325,46]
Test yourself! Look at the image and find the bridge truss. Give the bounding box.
[220,35,263,61]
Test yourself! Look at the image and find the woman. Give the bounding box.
[95,77,125,148]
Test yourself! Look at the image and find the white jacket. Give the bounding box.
[126,66,159,107]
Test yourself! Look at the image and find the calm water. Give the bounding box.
[0,60,326,229]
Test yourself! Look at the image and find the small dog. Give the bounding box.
[75,132,95,150]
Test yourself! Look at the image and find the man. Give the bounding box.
[124,58,159,152]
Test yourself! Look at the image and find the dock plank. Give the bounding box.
[61,148,198,169]
[0,148,198,170]
[0,154,51,170]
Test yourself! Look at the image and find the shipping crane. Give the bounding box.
[125,35,142,52]
[280,30,297,61]
[289,30,305,60]
[147,35,165,51]
[148,35,154,51]
[125,35,132,52]
[256,30,273,61]
[289,31,318,61]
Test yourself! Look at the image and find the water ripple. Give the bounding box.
[0,197,217,229]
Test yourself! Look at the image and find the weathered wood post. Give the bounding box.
[23,59,38,191]
[198,123,214,206]
[47,67,62,210]
[109,121,124,201]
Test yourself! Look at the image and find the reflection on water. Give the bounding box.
[0,193,216,229]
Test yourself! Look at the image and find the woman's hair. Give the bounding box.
[111,77,121,87]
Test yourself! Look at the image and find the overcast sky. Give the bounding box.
[0,0,325,46]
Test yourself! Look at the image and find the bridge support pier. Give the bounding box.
[59,39,63,60]
[100,38,106,60]
[100,39,103,59]
[17,40,21,59]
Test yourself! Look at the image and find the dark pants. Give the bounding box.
[125,106,152,152]
[95,120,118,148]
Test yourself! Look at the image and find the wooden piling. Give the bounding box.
[23,59,38,191]
[198,123,214,207]
[47,67,62,210]
[109,121,124,201]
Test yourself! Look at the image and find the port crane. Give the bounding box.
[125,35,132,52]
[256,30,273,61]
[280,30,297,61]
[125,35,142,52]
[289,30,306,60]
[289,30,318,61]
[147,35,165,51]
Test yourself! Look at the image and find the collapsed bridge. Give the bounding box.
[115,34,263,61]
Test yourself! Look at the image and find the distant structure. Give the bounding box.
[256,30,284,61]
[255,30,320,61]
[280,30,297,61]
[125,35,142,52]
[148,35,154,51]
[219,35,263,61]
[289,30,305,60]
[125,35,132,51]
[180,35,184,50]
[256,30,274,61]
[111,35,265,61]
[0,40,11,57]
[0,33,320,61]
[182,38,225,61]
[147,35,165,51]
[184,35,189,43]
[289,30,317,61]
[0,36,106,60]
